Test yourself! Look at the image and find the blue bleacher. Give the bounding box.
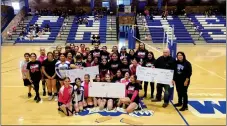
[15,16,63,43]
[146,16,194,43]
[188,15,226,43]
[67,16,107,43]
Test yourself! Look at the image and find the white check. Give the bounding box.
[89,82,126,98]
[136,66,174,85]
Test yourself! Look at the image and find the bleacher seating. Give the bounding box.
[188,15,226,43]
[67,16,107,43]
[15,16,64,43]
[139,16,194,43]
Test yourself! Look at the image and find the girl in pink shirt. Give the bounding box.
[120,72,130,85]
[129,58,141,75]
[58,77,73,116]
[82,74,93,108]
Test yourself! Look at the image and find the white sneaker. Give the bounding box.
[48,96,53,101]
[54,96,58,102]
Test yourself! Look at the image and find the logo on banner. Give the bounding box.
[188,99,226,118]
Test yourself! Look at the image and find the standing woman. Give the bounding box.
[21,53,32,98]
[42,52,58,101]
[174,52,192,111]
[38,48,47,96]
[55,53,71,88]
[142,51,156,98]
[135,43,148,65]
[27,53,42,103]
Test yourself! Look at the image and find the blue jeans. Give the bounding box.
[156,84,170,104]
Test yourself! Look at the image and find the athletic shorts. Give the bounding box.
[23,79,31,86]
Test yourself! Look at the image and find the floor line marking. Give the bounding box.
[190,88,225,90]
[144,43,226,81]
[170,100,189,126]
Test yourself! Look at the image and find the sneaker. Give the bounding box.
[54,96,58,102]
[28,93,32,98]
[174,103,183,107]
[151,99,161,102]
[179,107,188,111]
[43,91,46,96]
[162,103,169,108]
[36,97,41,103]
[48,95,53,101]
[34,96,38,101]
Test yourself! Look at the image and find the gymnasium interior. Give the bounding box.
[1,0,226,125]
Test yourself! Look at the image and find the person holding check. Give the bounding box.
[152,48,176,108]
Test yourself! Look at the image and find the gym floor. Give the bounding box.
[1,43,226,125]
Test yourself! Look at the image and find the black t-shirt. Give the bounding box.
[135,50,148,64]
[42,59,57,76]
[112,76,122,83]
[27,60,42,80]
[142,59,155,68]
[90,49,101,58]
[120,63,130,75]
[73,61,86,68]
[126,82,140,104]
[109,60,120,75]
[100,51,110,60]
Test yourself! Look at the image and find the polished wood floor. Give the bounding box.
[1,44,226,125]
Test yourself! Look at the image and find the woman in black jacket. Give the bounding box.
[174,52,192,111]
[142,51,156,98]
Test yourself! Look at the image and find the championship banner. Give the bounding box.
[89,82,126,98]
[59,66,99,83]
[136,66,174,85]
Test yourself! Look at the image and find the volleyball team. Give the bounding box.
[21,42,192,116]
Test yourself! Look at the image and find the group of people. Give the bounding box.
[17,24,50,41]
[21,42,192,116]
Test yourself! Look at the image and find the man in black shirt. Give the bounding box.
[152,48,176,108]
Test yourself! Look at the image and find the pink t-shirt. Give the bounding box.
[38,55,47,64]
[120,78,130,85]
[58,85,73,104]
[82,82,89,98]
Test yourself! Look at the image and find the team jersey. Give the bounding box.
[81,82,90,98]
[55,61,70,79]
[73,85,84,103]
[120,78,130,85]
[58,85,73,104]
[126,82,140,104]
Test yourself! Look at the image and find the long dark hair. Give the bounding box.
[75,78,82,94]
[177,51,187,62]
[147,51,155,61]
